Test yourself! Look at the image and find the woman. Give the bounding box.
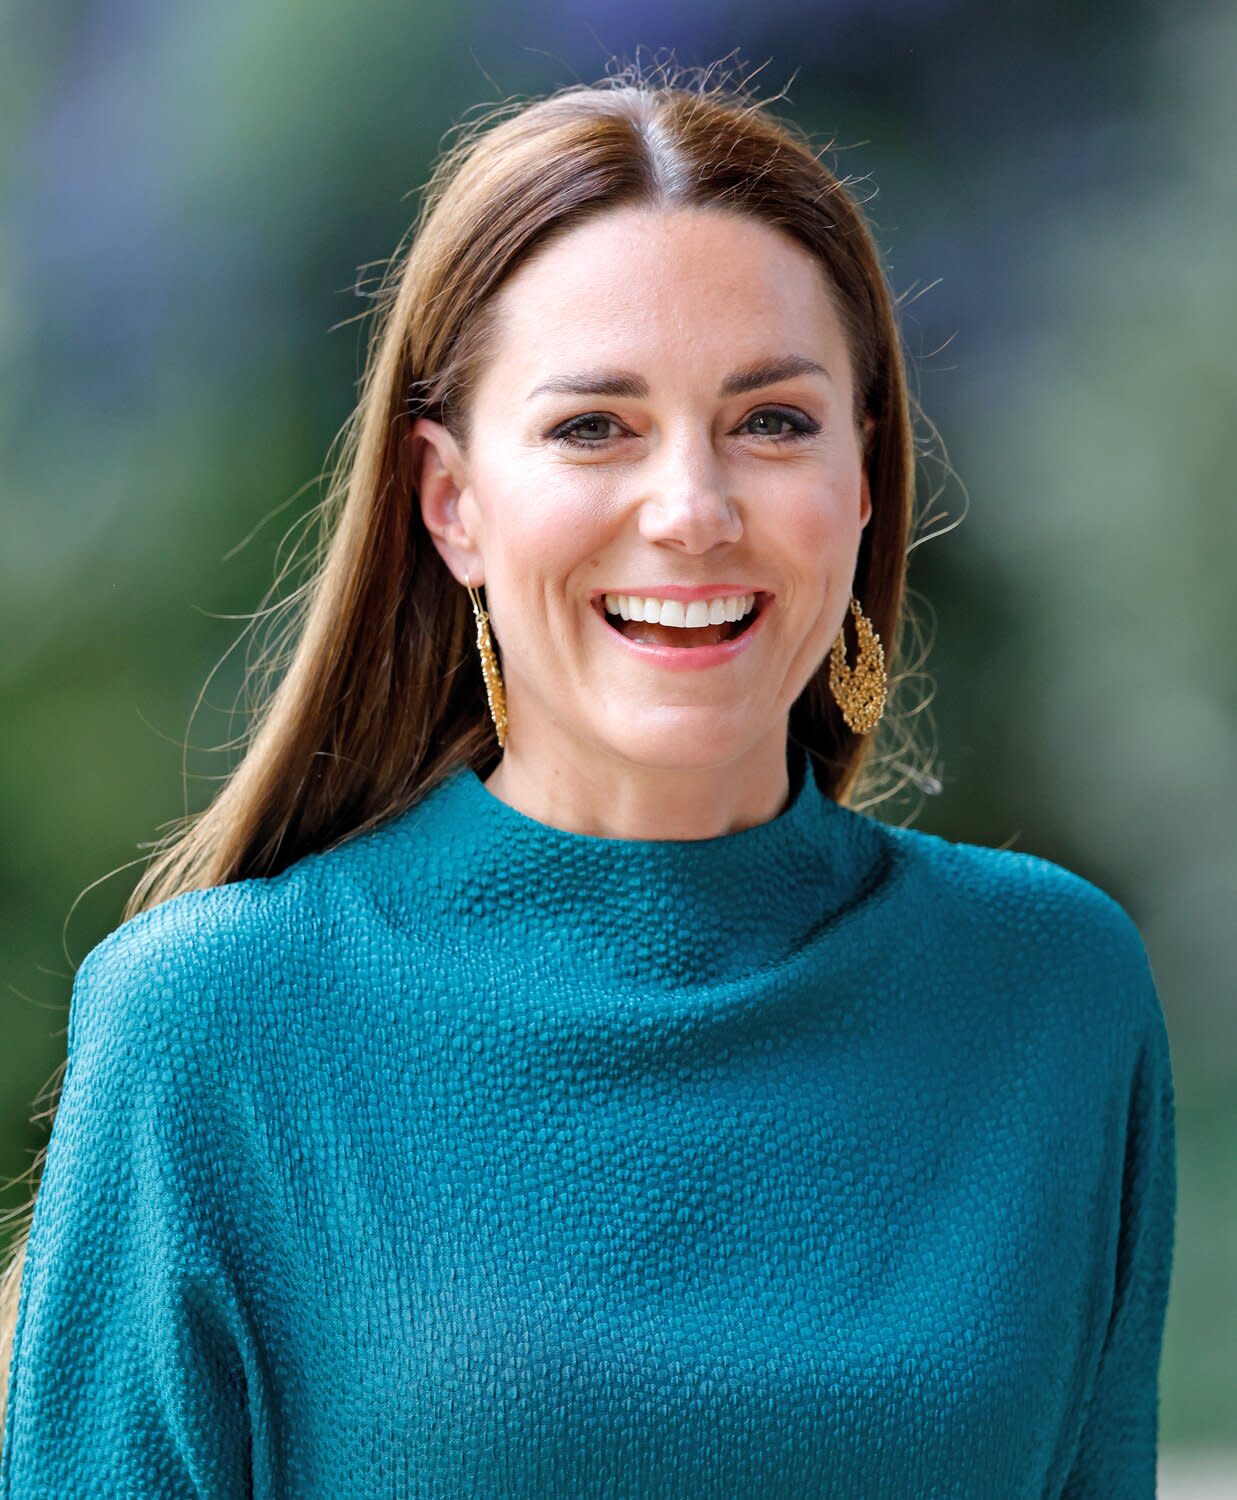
[0,64,1175,1498]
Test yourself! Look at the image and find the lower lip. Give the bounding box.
[591,596,772,672]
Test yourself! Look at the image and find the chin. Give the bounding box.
[591,706,762,768]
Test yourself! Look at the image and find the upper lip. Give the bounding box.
[590,584,770,602]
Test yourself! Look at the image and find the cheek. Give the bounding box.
[495,499,605,576]
[772,478,860,570]
[786,504,835,561]
[479,434,613,547]
[485,486,611,638]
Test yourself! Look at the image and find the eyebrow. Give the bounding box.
[526,354,831,402]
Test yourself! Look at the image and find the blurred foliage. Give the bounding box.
[2,0,1232,1450]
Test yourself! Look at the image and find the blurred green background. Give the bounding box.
[2,0,1233,1478]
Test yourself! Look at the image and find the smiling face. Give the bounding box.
[413,203,873,793]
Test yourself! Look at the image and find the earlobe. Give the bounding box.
[859,414,875,529]
[859,467,873,530]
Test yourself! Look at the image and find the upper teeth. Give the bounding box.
[603,593,757,627]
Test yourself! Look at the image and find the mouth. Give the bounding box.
[591,592,772,648]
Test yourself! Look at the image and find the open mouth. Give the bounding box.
[593,593,770,648]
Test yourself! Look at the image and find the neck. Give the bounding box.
[480,729,800,844]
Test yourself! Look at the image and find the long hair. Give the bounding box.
[0,58,935,1420]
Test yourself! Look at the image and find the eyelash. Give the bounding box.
[548,407,821,450]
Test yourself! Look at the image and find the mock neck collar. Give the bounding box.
[378,743,891,991]
[456,739,818,870]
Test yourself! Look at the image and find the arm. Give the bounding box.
[0,917,254,1498]
[1061,970,1177,1498]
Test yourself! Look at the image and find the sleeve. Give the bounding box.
[1061,962,1178,1498]
[0,921,255,1498]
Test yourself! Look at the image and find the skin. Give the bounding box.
[411,204,874,841]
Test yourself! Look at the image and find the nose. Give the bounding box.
[636,434,743,552]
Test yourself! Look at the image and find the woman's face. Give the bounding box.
[414,204,873,784]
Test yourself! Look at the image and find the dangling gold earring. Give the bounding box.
[828,593,887,736]
[463,571,508,749]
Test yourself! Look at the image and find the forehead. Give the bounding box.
[484,205,846,377]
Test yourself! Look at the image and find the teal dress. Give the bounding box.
[0,747,1176,1497]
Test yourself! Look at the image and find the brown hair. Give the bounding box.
[0,57,935,1423]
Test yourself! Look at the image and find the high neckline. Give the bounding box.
[454,739,823,872]
[377,743,892,991]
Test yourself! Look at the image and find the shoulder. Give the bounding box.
[68,845,349,1063]
[876,817,1162,1034]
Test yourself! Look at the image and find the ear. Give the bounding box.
[859,413,875,530]
[405,417,485,585]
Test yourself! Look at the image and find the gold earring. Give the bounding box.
[463,571,508,748]
[828,593,887,735]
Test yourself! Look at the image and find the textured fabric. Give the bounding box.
[1,747,1176,1498]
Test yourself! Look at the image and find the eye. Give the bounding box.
[549,414,625,449]
[547,406,821,451]
[741,407,821,443]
